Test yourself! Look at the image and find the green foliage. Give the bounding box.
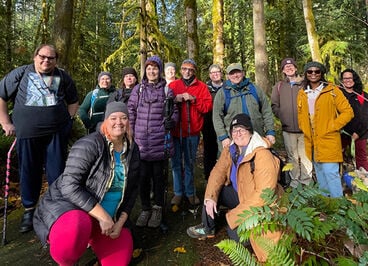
[215,239,260,266]
[216,183,368,264]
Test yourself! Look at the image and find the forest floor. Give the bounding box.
[0,143,234,266]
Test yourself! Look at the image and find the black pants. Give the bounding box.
[202,111,218,179]
[202,185,240,240]
[139,159,166,210]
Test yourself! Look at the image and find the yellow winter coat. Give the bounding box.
[297,83,353,162]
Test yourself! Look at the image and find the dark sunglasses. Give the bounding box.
[306,69,321,75]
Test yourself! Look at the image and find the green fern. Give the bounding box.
[215,239,260,266]
[217,183,368,264]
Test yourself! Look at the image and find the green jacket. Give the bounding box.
[212,78,275,142]
[78,85,116,132]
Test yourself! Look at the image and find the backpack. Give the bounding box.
[249,149,291,189]
[223,82,261,115]
[89,89,109,118]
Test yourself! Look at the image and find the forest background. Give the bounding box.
[0,0,367,99]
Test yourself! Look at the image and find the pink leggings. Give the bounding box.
[48,210,133,266]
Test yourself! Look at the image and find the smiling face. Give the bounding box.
[306,67,322,84]
[180,63,196,79]
[209,67,222,83]
[146,63,160,83]
[165,66,176,80]
[231,126,252,148]
[98,75,112,89]
[33,45,57,74]
[342,71,355,89]
[106,112,129,140]
[282,64,297,77]
[123,74,137,88]
[227,70,244,85]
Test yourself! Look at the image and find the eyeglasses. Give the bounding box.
[342,77,353,81]
[38,54,56,61]
[232,128,247,135]
[181,67,195,72]
[210,71,221,75]
[306,70,321,75]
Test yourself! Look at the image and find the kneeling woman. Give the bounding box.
[33,102,140,266]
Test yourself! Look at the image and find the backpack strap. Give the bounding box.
[223,82,261,115]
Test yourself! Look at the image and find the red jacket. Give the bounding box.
[169,78,212,137]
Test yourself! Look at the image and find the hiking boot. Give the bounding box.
[187,224,215,240]
[19,208,35,233]
[136,210,152,227]
[188,195,200,205]
[171,195,182,206]
[147,205,162,228]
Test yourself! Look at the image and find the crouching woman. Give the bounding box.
[187,113,282,262]
[33,101,140,266]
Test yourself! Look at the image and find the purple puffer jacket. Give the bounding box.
[128,78,177,161]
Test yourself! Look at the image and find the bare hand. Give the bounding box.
[205,199,217,219]
[99,217,115,236]
[222,138,231,149]
[266,135,276,145]
[182,92,195,102]
[109,222,123,239]
[352,133,359,141]
[2,123,16,136]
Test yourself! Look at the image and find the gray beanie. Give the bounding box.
[98,71,112,82]
[164,62,176,71]
[303,61,326,74]
[104,101,128,119]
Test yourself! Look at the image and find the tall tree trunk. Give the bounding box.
[53,0,74,71]
[253,0,270,94]
[212,0,224,67]
[5,0,12,68]
[302,0,322,62]
[184,0,199,76]
[140,0,148,76]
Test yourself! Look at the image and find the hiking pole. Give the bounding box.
[160,96,174,233]
[186,100,200,218]
[2,138,17,246]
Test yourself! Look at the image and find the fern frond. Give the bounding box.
[215,239,260,266]
[286,209,314,241]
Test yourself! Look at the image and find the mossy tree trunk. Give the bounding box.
[212,0,224,68]
[184,0,200,76]
[302,0,322,62]
[253,0,270,94]
[53,0,74,71]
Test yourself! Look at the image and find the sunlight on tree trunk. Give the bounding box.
[53,0,74,70]
[253,0,270,94]
[302,0,322,62]
[212,0,224,67]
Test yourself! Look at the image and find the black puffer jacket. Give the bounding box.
[33,131,140,245]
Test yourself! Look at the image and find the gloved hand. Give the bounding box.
[164,118,176,130]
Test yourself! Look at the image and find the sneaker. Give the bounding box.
[171,195,182,206]
[188,195,200,205]
[147,205,162,228]
[187,224,215,240]
[136,210,152,227]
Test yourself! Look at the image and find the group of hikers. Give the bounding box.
[0,43,367,265]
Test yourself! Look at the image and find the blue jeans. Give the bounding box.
[171,135,199,197]
[313,162,343,198]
